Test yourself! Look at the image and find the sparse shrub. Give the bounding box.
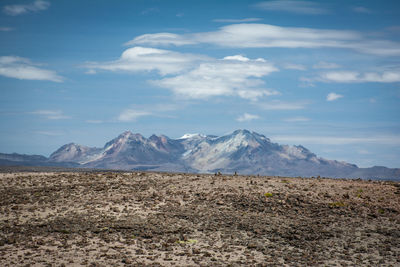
[329,201,346,208]
[176,239,197,244]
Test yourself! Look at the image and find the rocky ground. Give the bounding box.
[0,171,399,266]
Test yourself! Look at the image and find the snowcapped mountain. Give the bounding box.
[2,129,399,179]
[49,143,102,163]
[61,131,190,171]
[43,129,399,179]
[180,129,357,176]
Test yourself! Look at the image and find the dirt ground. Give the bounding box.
[0,171,399,266]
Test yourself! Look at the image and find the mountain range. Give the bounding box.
[1,129,399,180]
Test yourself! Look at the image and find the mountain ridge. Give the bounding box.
[1,129,399,180]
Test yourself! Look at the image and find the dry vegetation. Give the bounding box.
[0,171,399,266]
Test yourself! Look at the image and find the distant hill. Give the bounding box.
[1,130,399,180]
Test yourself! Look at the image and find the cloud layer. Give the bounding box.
[213,18,262,23]
[0,56,63,82]
[153,55,279,99]
[85,46,206,76]
[3,0,49,16]
[254,1,327,15]
[319,70,400,83]
[30,110,70,120]
[118,109,151,122]
[127,23,400,56]
[86,48,279,100]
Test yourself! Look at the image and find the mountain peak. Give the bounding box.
[227,129,270,142]
[49,142,101,163]
[120,130,133,137]
[41,129,399,180]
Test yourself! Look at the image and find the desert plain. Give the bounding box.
[0,169,399,266]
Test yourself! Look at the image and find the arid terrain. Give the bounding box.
[0,170,399,266]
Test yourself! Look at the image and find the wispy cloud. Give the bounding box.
[353,6,372,14]
[237,89,280,101]
[313,61,340,69]
[256,101,308,110]
[236,113,260,122]
[0,56,63,82]
[254,1,328,15]
[127,23,400,56]
[282,63,307,71]
[0,27,13,32]
[3,0,50,16]
[118,109,151,122]
[152,55,278,100]
[117,103,181,122]
[318,70,400,83]
[84,46,207,76]
[85,69,96,75]
[30,110,70,120]
[326,92,343,101]
[284,116,310,122]
[34,131,63,136]
[213,18,262,23]
[125,33,196,46]
[141,7,159,15]
[272,135,400,145]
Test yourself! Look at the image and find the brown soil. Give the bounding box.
[0,171,399,266]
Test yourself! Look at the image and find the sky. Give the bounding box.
[0,0,400,168]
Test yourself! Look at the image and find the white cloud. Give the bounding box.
[85,69,96,75]
[237,113,260,122]
[237,89,279,101]
[326,92,343,101]
[254,1,327,15]
[85,46,206,76]
[319,70,400,83]
[313,61,340,69]
[118,109,151,122]
[0,27,13,32]
[271,135,400,145]
[282,63,307,70]
[125,33,196,46]
[223,55,250,62]
[30,110,70,120]
[213,18,262,23]
[152,55,278,99]
[284,116,310,122]
[257,101,307,110]
[353,6,372,14]
[141,7,159,15]
[3,0,49,16]
[126,23,400,56]
[0,56,63,82]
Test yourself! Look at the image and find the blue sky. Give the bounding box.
[1,0,400,168]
